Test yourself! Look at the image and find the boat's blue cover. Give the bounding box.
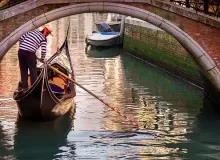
[100,32,119,35]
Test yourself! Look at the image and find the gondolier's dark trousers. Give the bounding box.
[18,49,37,89]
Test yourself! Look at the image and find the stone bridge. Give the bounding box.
[1,0,220,102]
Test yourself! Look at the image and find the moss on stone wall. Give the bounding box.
[123,24,203,87]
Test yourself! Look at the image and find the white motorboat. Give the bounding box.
[86,15,125,47]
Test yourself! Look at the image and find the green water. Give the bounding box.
[0,13,220,160]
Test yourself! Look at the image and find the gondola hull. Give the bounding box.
[13,65,76,121]
[15,92,75,121]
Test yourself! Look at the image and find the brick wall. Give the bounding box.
[0,6,48,41]
[132,3,220,69]
[0,4,66,41]
[124,24,204,87]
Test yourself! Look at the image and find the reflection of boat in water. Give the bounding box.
[14,107,75,159]
[85,45,121,58]
[13,37,76,121]
[0,122,11,158]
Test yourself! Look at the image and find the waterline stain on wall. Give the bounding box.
[123,23,203,87]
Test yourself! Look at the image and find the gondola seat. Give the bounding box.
[49,83,64,93]
[48,76,66,99]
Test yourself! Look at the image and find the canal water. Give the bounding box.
[1,13,220,160]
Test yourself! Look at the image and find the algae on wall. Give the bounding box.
[123,24,203,87]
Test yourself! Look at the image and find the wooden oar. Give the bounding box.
[40,59,140,129]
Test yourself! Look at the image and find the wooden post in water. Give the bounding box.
[119,15,126,46]
[204,0,209,14]
[186,0,190,8]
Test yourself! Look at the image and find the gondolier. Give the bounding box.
[13,37,76,121]
[18,27,52,90]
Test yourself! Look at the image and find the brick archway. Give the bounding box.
[1,2,220,91]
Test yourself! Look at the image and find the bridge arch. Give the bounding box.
[1,2,220,91]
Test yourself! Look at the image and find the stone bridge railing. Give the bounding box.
[170,0,220,18]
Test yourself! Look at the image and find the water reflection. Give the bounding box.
[14,107,75,160]
[0,121,15,160]
[0,13,219,159]
[85,46,121,58]
[120,53,203,130]
[184,97,220,159]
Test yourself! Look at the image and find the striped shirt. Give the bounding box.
[19,30,47,57]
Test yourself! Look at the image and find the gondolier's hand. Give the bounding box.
[39,56,45,63]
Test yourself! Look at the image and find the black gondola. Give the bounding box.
[13,37,76,121]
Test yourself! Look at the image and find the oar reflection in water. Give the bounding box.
[14,107,75,160]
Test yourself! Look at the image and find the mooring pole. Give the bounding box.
[186,0,190,8]
[204,0,209,14]
[119,15,126,46]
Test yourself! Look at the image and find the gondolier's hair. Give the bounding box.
[19,30,47,57]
